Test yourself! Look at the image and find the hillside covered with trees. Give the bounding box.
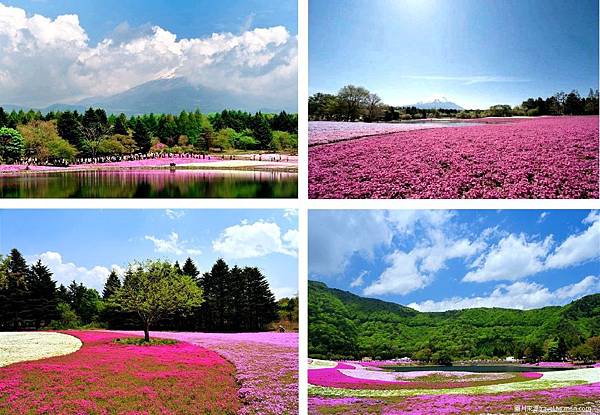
[309,85,599,121]
[0,107,297,165]
[0,248,296,334]
[309,281,600,363]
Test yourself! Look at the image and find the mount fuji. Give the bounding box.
[409,97,464,110]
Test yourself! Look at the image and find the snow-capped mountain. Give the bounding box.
[6,77,297,115]
[410,97,464,110]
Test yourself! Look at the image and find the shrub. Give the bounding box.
[569,343,595,363]
[114,337,178,346]
[214,128,236,150]
[271,130,297,151]
[0,127,25,163]
[98,137,126,156]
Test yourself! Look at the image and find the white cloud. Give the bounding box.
[364,251,430,296]
[283,208,298,220]
[538,212,549,223]
[362,216,486,296]
[309,210,393,276]
[165,209,185,220]
[271,286,297,300]
[144,232,201,256]
[28,251,122,292]
[0,3,297,106]
[212,220,297,258]
[350,270,368,288]
[545,211,600,269]
[401,75,529,85]
[387,210,454,234]
[463,234,552,282]
[409,276,600,312]
[413,229,486,274]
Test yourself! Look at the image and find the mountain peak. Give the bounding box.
[411,97,463,110]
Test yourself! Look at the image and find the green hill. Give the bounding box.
[308,280,600,360]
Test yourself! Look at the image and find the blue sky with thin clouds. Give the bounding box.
[309,0,599,109]
[0,209,299,300]
[309,210,600,311]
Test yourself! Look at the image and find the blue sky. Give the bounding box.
[309,0,599,109]
[309,210,600,311]
[0,209,298,299]
[0,1,297,107]
[3,0,297,43]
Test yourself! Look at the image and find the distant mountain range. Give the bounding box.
[308,280,600,360]
[408,97,464,110]
[1,77,297,115]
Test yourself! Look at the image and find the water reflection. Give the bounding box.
[0,169,298,198]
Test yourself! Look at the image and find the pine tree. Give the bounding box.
[57,111,83,148]
[251,112,273,149]
[114,113,129,135]
[28,260,59,328]
[199,259,229,330]
[102,270,121,299]
[243,267,278,330]
[133,119,151,153]
[182,257,200,281]
[5,249,30,328]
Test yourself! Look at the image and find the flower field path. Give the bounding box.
[112,330,299,415]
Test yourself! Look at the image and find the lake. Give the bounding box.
[384,365,575,373]
[0,169,298,198]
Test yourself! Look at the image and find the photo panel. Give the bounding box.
[0,0,298,198]
[308,0,599,199]
[0,208,299,414]
[307,209,600,414]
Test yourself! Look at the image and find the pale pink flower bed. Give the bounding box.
[309,116,599,199]
[309,121,477,145]
[111,331,298,415]
[523,361,578,368]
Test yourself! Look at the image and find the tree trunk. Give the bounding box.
[143,321,150,342]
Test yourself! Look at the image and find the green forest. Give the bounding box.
[0,248,298,337]
[309,281,600,364]
[0,107,298,165]
[309,84,600,121]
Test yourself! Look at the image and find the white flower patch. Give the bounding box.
[0,332,82,367]
[308,359,338,369]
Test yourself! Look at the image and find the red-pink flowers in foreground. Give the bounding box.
[309,116,599,199]
[0,330,240,414]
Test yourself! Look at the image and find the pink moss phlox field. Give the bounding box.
[112,330,298,415]
[309,363,410,388]
[309,363,540,390]
[0,330,240,414]
[378,382,600,415]
[309,116,599,199]
[521,372,543,379]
